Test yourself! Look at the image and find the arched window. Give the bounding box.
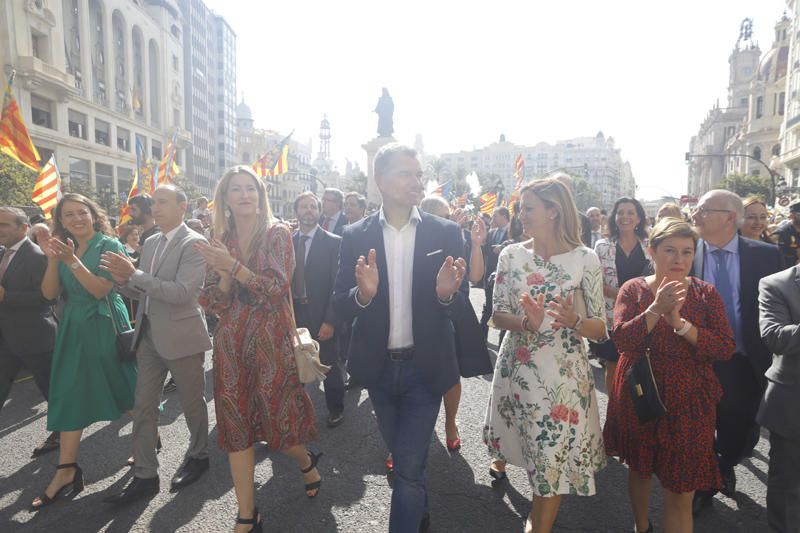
[772,144,781,157]
[112,11,127,113]
[753,146,762,161]
[131,27,144,119]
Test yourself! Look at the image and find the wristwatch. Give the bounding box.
[572,313,584,331]
[674,319,692,336]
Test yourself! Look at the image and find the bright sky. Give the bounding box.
[204,0,787,201]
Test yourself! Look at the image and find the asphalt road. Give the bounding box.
[0,289,770,532]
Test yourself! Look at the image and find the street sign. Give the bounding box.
[779,196,790,207]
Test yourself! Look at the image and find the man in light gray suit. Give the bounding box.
[758,264,800,533]
[100,185,212,504]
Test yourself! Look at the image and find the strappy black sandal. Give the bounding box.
[31,463,84,510]
[235,507,262,532]
[301,451,323,498]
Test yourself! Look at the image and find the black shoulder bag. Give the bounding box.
[105,294,137,363]
[624,335,666,423]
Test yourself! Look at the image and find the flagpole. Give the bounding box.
[7,70,15,87]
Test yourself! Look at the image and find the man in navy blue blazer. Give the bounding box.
[690,189,785,514]
[334,143,468,533]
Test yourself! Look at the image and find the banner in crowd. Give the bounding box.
[0,72,40,171]
[31,155,62,217]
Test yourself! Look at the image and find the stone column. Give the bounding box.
[362,135,395,206]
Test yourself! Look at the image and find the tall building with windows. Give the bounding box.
[781,0,800,190]
[688,19,762,197]
[235,100,314,219]
[179,0,235,195]
[0,0,188,204]
[440,132,635,208]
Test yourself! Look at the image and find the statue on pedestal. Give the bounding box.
[373,88,394,137]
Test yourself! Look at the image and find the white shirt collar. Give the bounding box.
[161,224,183,243]
[378,206,422,230]
[300,225,318,240]
[706,234,739,255]
[7,236,28,253]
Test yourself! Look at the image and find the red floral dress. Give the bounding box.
[603,277,734,493]
[200,224,318,452]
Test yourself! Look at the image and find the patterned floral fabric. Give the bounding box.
[603,277,735,493]
[483,242,607,496]
[200,224,318,453]
[593,237,651,324]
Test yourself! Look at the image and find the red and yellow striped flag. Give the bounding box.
[479,192,498,215]
[272,141,289,176]
[31,155,62,217]
[0,81,40,170]
[252,152,274,178]
[156,133,178,185]
[116,171,141,233]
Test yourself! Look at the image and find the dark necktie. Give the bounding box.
[294,235,310,298]
[712,249,740,348]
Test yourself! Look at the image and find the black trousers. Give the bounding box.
[0,336,52,411]
[767,431,800,533]
[294,303,345,414]
[714,352,763,473]
[480,280,494,339]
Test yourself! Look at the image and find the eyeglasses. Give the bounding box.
[692,207,732,217]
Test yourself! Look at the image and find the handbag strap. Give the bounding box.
[104,293,121,335]
[285,291,303,346]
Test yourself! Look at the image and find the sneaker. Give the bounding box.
[326,411,344,428]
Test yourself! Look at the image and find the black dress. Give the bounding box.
[592,242,649,363]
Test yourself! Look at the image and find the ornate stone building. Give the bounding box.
[440,132,636,208]
[235,100,314,219]
[0,0,189,202]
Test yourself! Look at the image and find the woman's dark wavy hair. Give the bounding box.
[52,193,114,241]
[608,197,648,240]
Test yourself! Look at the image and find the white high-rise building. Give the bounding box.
[0,0,189,204]
[440,132,635,208]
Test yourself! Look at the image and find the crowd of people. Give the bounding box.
[1,142,800,533]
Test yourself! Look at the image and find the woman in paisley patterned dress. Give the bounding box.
[483,178,608,533]
[197,166,319,533]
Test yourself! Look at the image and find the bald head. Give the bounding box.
[701,189,743,225]
[152,184,188,231]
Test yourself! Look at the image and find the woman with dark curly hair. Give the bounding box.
[32,193,136,510]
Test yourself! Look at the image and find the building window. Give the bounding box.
[31,95,54,129]
[772,144,781,157]
[68,109,87,139]
[779,92,786,116]
[753,146,762,161]
[68,157,90,185]
[756,96,764,118]
[152,140,162,160]
[95,119,110,146]
[172,54,179,71]
[117,127,130,151]
[31,30,50,62]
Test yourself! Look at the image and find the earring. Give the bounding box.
[255,206,261,215]
[225,208,231,218]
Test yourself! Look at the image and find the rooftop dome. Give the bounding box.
[236,100,253,121]
[758,45,789,82]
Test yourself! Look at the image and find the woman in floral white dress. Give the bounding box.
[483,178,608,533]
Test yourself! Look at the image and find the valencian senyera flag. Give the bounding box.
[0,72,40,170]
[31,155,62,217]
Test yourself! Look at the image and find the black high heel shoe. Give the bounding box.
[301,451,323,498]
[31,463,84,509]
[236,507,262,532]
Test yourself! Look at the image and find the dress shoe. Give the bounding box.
[327,411,344,428]
[720,469,737,498]
[170,457,209,491]
[162,377,177,393]
[692,490,714,515]
[344,377,361,391]
[420,512,431,532]
[32,432,60,457]
[103,476,159,505]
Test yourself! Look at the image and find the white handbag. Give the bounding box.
[287,295,330,384]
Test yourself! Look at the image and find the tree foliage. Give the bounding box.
[719,174,772,203]
[0,154,38,207]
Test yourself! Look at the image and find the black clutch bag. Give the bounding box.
[625,337,666,424]
[106,295,137,363]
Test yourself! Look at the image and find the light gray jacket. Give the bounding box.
[121,223,211,359]
[758,265,800,439]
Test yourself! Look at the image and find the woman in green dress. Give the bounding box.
[31,193,136,510]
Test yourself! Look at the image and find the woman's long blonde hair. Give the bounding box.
[211,165,273,248]
[520,178,583,248]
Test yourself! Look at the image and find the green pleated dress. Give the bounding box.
[46,232,137,432]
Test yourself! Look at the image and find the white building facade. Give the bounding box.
[0,0,188,204]
[440,132,636,208]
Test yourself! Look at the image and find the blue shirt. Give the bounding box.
[703,235,744,353]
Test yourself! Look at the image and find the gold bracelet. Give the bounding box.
[521,315,530,332]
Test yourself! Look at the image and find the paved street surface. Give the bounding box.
[0,289,769,532]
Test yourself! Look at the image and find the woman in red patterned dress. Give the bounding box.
[603,218,734,533]
[197,166,320,533]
